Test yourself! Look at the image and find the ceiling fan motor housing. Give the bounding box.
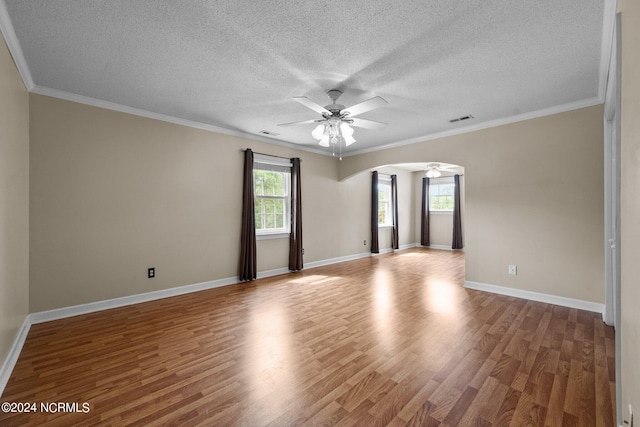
[325,89,346,114]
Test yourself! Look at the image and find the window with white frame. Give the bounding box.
[253,155,291,236]
[378,175,392,226]
[429,177,455,212]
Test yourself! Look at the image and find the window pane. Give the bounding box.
[441,184,454,196]
[255,199,263,229]
[378,202,387,225]
[430,183,455,210]
[254,170,288,197]
[431,195,454,210]
[266,199,274,214]
[273,174,284,196]
[253,164,291,234]
[254,171,264,196]
[274,199,284,213]
[264,173,275,196]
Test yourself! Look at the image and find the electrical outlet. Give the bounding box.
[364,240,367,246]
[302,248,305,255]
[148,267,155,278]
[508,265,517,275]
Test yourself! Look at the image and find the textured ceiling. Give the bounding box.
[1,0,611,156]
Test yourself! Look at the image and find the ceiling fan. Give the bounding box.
[277,89,388,149]
[425,162,460,178]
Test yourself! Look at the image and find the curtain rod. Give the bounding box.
[240,148,301,161]
[375,170,464,177]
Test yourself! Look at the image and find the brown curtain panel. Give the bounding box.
[391,174,399,250]
[289,158,303,271]
[238,149,257,281]
[452,174,464,250]
[421,177,430,246]
[371,171,379,253]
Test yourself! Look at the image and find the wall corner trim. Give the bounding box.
[463,281,605,314]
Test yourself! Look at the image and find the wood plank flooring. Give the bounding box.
[0,248,616,426]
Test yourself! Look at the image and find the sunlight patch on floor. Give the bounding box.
[289,275,340,286]
[424,280,458,314]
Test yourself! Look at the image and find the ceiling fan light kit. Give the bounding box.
[278,89,388,158]
[425,168,442,178]
[424,163,463,178]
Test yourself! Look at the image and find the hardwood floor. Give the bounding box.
[1,248,615,426]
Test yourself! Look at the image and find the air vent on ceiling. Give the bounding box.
[449,114,474,123]
[259,130,280,136]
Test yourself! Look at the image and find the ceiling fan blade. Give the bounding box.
[342,96,388,117]
[349,118,387,130]
[293,97,331,115]
[277,119,321,127]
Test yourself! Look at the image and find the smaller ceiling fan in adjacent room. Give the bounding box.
[424,162,460,178]
[278,89,388,158]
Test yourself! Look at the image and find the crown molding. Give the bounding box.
[344,96,604,158]
[0,0,34,90]
[30,85,330,157]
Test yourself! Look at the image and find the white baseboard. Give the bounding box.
[1,245,427,396]
[0,316,31,397]
[28,276,244,325]
[425,244,466,252]
[256,267,290,279]
[428,244,453,250]
[464,281,605,314]
[305,251,372,268]
[427,245,453,251]
[372,243,419,256]
[400,243,418,251]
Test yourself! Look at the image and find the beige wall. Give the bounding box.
[29,96,604,312]
[0,37,29,365]
[29,94,341,310]
[429,214,453,247]
[29,92,428,312]
[341,105,604,303]
[620,0,640,421]
[31,95,420,311]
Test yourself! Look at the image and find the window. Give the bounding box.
[253,155,291,236]
[429,178,455,212]
[378,176,392,226]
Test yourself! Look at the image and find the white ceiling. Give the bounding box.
[0,1,613,156]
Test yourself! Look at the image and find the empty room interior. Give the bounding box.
[0,1,639,426]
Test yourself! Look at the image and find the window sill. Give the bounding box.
[378,225,393,229]
[257,232,290,241]
[430,211,453,215]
